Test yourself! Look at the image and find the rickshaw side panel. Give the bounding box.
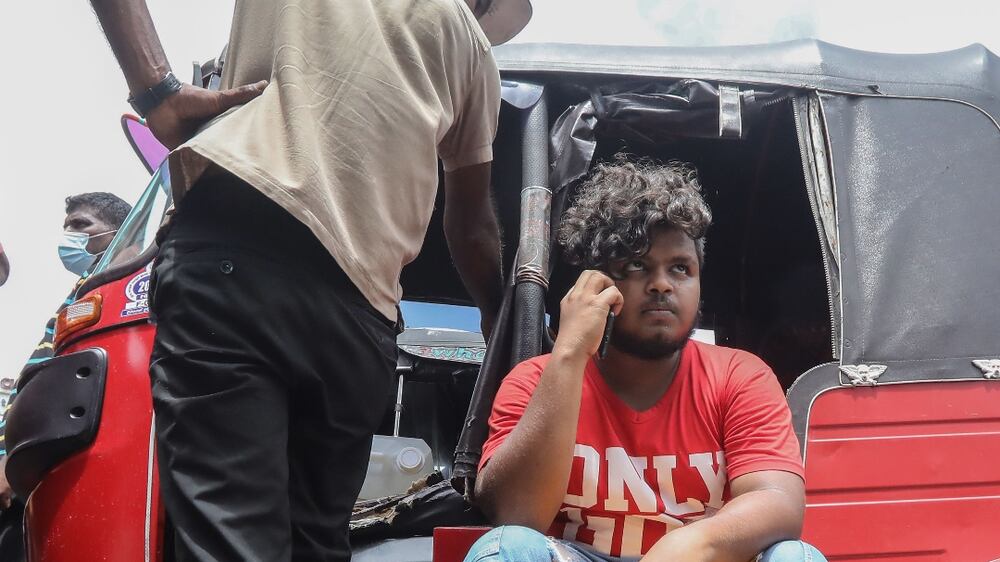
[793,364,1000,560]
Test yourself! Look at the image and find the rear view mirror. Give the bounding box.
[0,241,9,286]
[121,115,169,175]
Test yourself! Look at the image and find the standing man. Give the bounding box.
[86,0,529,560]
[469,160,825,561]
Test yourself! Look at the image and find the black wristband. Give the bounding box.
[127,72,183,118]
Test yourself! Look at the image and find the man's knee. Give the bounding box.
[759,540,827,562]
[463,526,551,562]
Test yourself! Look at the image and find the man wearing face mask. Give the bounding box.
[5,191,131,418]
[58,192,132,276]
[0,192,131,561]
[2,192,131,418]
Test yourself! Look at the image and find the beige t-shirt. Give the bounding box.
[170,0,501,321]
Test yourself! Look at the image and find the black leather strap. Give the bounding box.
[127,71,183,117]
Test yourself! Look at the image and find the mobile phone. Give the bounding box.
[598,311,615,359]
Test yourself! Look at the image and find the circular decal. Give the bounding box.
[125,270,150,302]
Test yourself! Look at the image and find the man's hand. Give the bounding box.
[0,456,12,511]
[88,0,266,149]
[552,270,623,359]
[146,81,268,150]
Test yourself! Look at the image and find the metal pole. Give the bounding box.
[512,92,550,365]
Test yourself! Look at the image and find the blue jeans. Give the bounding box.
[463,526,828,562]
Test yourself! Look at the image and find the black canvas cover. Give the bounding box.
[822,93,1000,377]
[493,39,1000,378]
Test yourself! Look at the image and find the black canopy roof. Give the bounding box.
[493,38,1000,378]
[494,39,1000,127]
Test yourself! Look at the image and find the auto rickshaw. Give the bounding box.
[6,38,1000,561]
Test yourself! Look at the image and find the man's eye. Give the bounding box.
[624,261,644,272]
[672,264,690,274]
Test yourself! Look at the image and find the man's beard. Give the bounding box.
[610,309,701,360]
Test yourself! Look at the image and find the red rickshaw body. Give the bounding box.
[23,270,163,561]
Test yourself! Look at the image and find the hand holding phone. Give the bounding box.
[553,270,623,360]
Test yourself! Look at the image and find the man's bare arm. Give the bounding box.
[443,162,504,339]
[89,0,169,94]
[642,470,805,562]
[475,271,623,530]
[89,0,266,149]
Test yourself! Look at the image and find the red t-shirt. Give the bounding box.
[479,340,803,558]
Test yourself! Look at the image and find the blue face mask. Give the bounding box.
[58,230,115,276]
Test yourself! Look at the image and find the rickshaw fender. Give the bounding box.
[5,349,108,498]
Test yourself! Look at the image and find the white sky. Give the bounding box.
[1,0,998,379]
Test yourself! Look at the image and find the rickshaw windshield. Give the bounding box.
[91,161,172,275]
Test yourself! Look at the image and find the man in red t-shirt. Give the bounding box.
[466,160,825,561]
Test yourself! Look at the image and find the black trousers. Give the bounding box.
[149,174,397,561]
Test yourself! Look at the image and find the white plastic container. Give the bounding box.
[358,435,434,500]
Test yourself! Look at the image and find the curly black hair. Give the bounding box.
[65,192,133,229]
[558,157,712,272]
